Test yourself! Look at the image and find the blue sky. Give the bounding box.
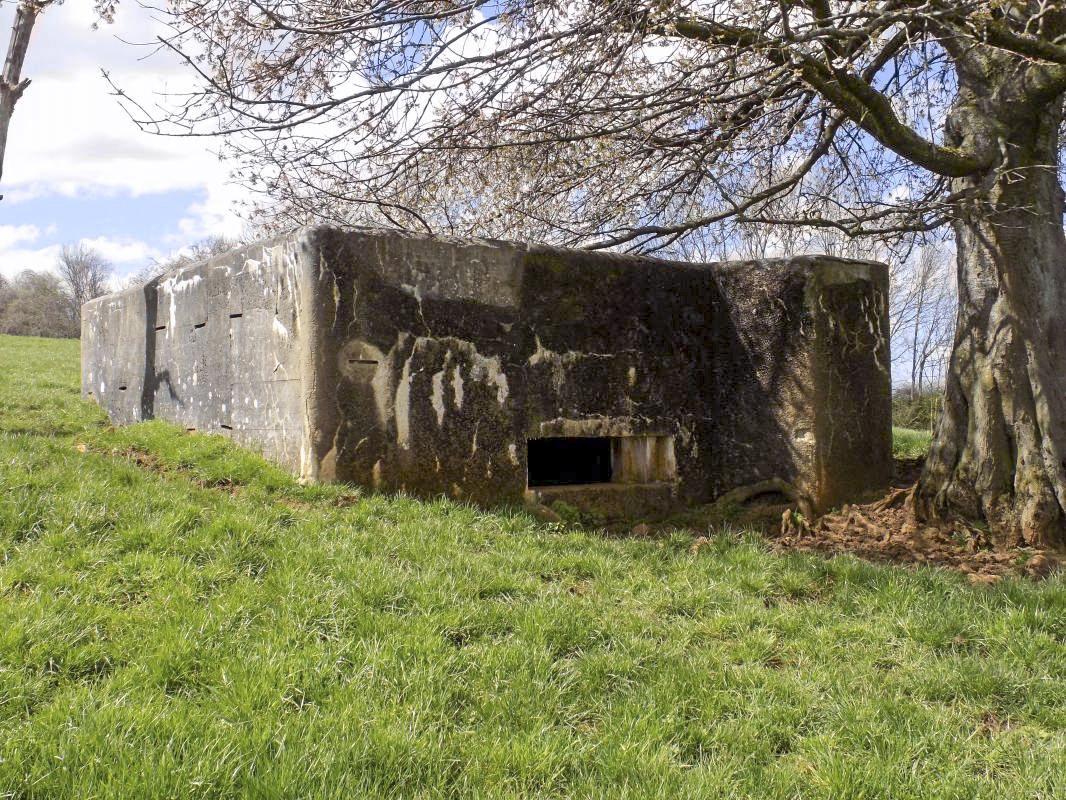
[0,1,247,282]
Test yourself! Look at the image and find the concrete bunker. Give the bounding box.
[82,226,892,518]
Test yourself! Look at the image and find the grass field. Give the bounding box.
[1,333,1064,799]
[892,427,934,459]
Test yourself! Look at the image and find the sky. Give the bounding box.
[0,0,249,283]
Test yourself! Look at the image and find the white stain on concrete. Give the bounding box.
[430,368,446,426]
[395,355,414,449]
[159,272,203,332]
[450,365,464,409]
[468,351,509,405]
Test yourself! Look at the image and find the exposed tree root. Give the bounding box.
[779,482,1062,582]
[712,477,814,519]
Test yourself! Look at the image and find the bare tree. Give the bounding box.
[888,243,956,429]
[0,273,10,318]
[905,246,955,396]
[125,1,1066,544]
[56,243,111,326]
[124,235,242,288]
[171,235,241,266]
[0,269,77,338]
[0,1,55,197]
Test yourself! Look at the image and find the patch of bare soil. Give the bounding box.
[77,441,245,495]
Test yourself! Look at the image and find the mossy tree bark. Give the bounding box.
[916,83,1066,547]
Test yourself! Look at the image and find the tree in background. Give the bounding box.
[0,243,111,338]
[56,243,111,327]
[0,273,9,320]
[123,235,241,287]
[890,245,956,431]
[130,1,1066,544]
[892,245,956,398]
[0,269,77,338]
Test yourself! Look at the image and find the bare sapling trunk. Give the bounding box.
[0,1,44,197]
[916,89,1066,547]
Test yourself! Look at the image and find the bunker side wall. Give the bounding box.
[713,256,892,511]
[82,285,149,426]
[293,228,529,505]
[82,238,314,475]
[809,260,893,509]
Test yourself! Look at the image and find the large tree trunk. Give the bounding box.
[915,94,1066,547]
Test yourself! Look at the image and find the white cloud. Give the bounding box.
[1,233,165,282]
[0,2,248,216]
[176,179,251,242]
[0,224,41,250]
[0,225,52,279]
[77,236,164,267]
[0,243,61,280]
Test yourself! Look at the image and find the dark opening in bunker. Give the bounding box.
[528,434,678,488]
[527,437,612,487]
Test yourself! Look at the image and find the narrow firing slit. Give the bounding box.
[229,312,243,319]
[118,385,128,391]
[348,359,379,365]
[193,322,206,329]
[154,324,166,331]
[220,423,233,430]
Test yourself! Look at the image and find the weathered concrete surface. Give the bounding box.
[82,226,892,516]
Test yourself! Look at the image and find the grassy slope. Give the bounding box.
[0,334,1064,799]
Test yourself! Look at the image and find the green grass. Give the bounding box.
[1,333,1064,799]
[893,426,934,459]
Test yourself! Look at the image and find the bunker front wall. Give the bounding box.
[297,228,891,512]
[82,226,892,514]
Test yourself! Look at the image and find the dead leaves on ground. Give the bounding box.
[779,488,1062,582]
